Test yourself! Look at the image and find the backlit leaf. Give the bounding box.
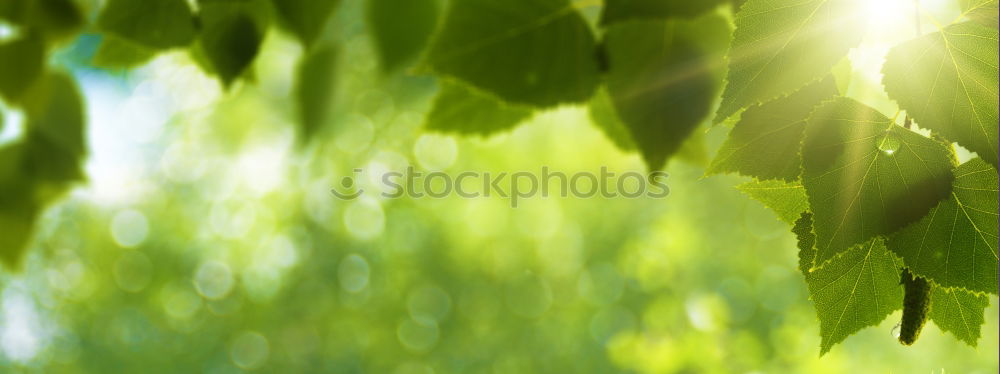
[425,0,599,107]
[736,179,808,225]
[604,13,730,170]
[708,76,837,181]
[882,22,999,167]
[887,158,998,294]
[424,82,534,136]
[929,286,989,347]
[802,98,955,267]
[716,0,865,122]
[806,238,903,355]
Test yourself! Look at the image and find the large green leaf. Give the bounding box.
[424,0,599,107]
[604,13,730,170]
[708,76,837,181]
[271,0,340,47]
[735,179,808,225]
[805,238,903,355]
[424,82,533,136]
[803,98,955,267]
[929,286,989,347]
[295,44,339,140]
[0,35,46,103]
[887,158,998,294]
[882,22,999,167]
[199,1,267,86]
[715,0,865,122]
[97,0,197,50]
[600,0,728,25]
[367,0,440,72]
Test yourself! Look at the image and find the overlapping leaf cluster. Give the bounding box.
[0,0,995,355]
[703,0,999,354]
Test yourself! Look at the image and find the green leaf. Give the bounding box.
[882,22,999,167]
[959,0,998,28]
[0,161,40,268]
[793,212,816,275]
[929,286,989,347]
[424,82,534,136]
[92,35,158,69]
[0,35,46,103]
[600,0,727,25]
[199,1,267,86]
[802,98,955,267]
[22,71,85,157]
[715,0,865,122]
[97,0,197,50]
[588,87,636,152]
[271,0,340,47]
[708,76,838,181]
[367,0,440,72]
[26,0,84,42]
[604,13,730,170]
[295,44,339,140]
[735,179,808,225]
[19,71,86,184]
[425,0,599,107]
[806,238,903,355]
[887,158,998,294]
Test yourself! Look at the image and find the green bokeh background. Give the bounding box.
[0,0,995,372]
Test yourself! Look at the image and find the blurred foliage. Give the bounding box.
[0,0,995,372]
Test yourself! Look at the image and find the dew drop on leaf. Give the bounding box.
[878,132,901,156]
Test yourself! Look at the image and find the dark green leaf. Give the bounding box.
[887,158,998,294]
[199,1,267,86]
[424,81,534,136]
[929,286,989,347]
[600,0,727,25]
[715,0,865,122]
[25,0,84,42]
[735,179,808,225]
[604,13,730,170]
[21,71,86,157]
[425,0,599,107]
[708,76,837,181]
[271,0,340,47]
[97,0,198,50]
[92,35,158,69]
[0,35,46,103]
[882,22,999,167]
[802,98,955,267]
[806,238,903,355]
[295,44,339,139]
[367,0,440,72]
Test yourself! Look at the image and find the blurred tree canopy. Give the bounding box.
[0,0,996,372]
